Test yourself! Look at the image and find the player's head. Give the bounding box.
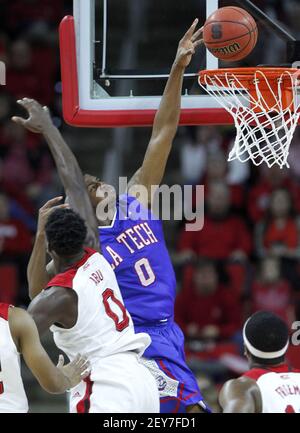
[45,208,87,260]
[243,311,289,367]
[84,174,115,209]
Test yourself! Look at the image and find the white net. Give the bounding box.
[199,69,300,168]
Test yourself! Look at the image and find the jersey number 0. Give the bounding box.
[102,288,130,332]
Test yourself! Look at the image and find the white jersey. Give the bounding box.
[47,248,159,413]
[48,248,150,362]
[0,304,28,413]
[245,365,300,413]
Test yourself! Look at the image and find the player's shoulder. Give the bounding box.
[223,375,259,393]
[8,307,33,326]
[0,304,29,326]
[46,248,98,289]
[219,375,262,413]
[220,375,261,406]
[7,307,35,348]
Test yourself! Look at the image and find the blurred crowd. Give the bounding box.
[0,0,73,304]
[173,126,300,403]
[0,0,300,409]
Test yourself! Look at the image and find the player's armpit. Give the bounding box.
[28,286,78,337]
[219,377,262,413]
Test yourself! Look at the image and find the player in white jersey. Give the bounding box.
[27,203,159,413]
[219,311,300,413]
[0,302,89,413]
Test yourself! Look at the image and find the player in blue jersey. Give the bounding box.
[14,20,210,413]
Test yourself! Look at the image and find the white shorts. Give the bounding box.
[69,352,159,413]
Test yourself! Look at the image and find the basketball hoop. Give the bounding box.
[198,67,300,168]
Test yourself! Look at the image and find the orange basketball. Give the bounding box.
[203,6,258,61]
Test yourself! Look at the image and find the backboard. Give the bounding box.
[59,0,299,127]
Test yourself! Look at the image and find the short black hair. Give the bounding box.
[244,311,289,366]
[45,208,87,257]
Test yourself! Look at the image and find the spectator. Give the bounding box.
[0,192,32,256]
[255,188,300,289]
[202,151,246,211]
[178,181,252,261]
[2,141,34,188]
[0,192,33,303]
[255,189,300,260]
[175,259,241,341]
[6,39,47,103]
[247,165,300,223]
[180,126,223,185]
[250,256,294,325]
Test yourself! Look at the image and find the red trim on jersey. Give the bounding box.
[173,383,185,413]
[0,303,11,321]
[244,364,300,381]
[46,248,97,290]
[76,376,94,413]
[158,360,176,380]
[183,391,198,402]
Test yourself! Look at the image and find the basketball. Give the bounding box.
[203,6,258,61]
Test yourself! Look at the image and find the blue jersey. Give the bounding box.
[99,194,176,325]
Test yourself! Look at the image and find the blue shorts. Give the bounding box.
[135,320,211,413]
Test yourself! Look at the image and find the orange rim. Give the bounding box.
[198,67,300,88]
[198,67,300,112]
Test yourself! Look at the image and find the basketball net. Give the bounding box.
[198,68,300,168]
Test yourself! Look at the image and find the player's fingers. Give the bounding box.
[57,354,65,368]
[182,18,199,40]
[193,39,204,49]
[41,196,64,209]
[76,355,89,368]
[191,26,203,42]
[11,116,27,126]
[78,361,91,375]
[18,98,34,107]
[186,48,195,56]
[23,97,36,105]
[80,370,90,380]
[50,204,70,212]
[16,99,30,109]
[72,354,82,365]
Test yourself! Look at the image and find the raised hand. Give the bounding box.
[37,197,69,234]
[57,354,91,389]
[174,19,203,69]
[12,98,53,134]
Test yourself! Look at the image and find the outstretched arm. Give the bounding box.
[9,307,90,394]
[12,99,100,252]
[219,377,262,413]
[27,197,69,300]
[128,20,203,207]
